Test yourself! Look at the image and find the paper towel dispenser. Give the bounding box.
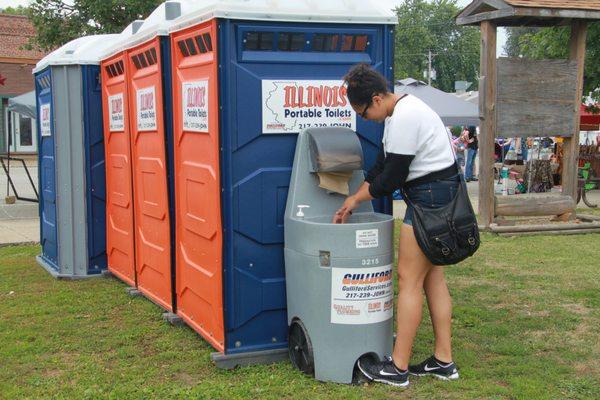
[307,128,363,173]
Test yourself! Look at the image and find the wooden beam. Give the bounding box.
[456,8,515,25]
[577,213,600,222]
[481,17,571,27]
[457,6,600,26]
[457,0,486,17]
[495,194,575,217]
[562,21,588,200]
[513,8,600,21]
[478,21,497,228]
[484,0,510,10]
[497,228,600,237]
[489,221,598,233]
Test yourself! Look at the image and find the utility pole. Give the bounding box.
[428,49,433,85]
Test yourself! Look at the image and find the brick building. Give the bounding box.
[0,13,46,153]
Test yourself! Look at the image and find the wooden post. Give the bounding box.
[562,20,588,200]
[478,21,497,228]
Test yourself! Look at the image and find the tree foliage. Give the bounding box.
[503,27,537,58]
[394,0,480,92]
[27,0,163,51]
[0,6,29,15]
[505,23,600,102]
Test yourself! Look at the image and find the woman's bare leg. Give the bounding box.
[424,266,453,363]
[391,224,433,370]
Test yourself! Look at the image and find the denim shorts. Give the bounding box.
[403,175,461,226]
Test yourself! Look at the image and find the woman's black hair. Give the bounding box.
[343,63,389,107]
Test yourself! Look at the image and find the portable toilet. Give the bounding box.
[167,0,396,365]
[101,2,183,312]
[100,21,144,288]
[33,35,118,278]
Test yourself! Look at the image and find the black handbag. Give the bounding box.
[402,163,480,266]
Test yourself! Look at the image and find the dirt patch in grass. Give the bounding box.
[520,309,551,317]
[41,369,64,379]
[561,303,591,316]
[173,372,200,386]
[573,360,599,376]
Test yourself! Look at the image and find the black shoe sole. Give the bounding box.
[357,361,410,388]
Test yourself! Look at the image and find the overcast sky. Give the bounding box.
[0,0,29,8]
[0,0,507,54]
[1,0,470,9]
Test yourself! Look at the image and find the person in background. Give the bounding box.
[494,141,502,162]
[451,128,466,174]
[520,137,528,161]
[464,126,478,182]
[497,137,513,162]
[454,131,468,175]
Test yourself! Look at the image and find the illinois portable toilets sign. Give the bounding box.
[40,103,52,136]
[108,93,124,132]
[182,80,209,132]
[136,86,157,131]
[262,80,356,134]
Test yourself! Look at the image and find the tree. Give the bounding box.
[27,0,163,51]
[505,23,600,102]
[394,0,480,93]
[504,27,537,58]
[0,6,29,15]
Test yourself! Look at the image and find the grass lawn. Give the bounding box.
[1,227,599,399]
[578,207,600,217]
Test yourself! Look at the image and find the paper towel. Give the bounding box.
[317,171,353,195]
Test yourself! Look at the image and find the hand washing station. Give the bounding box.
[284,127,394,383]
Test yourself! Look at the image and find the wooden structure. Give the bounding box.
[457,0,600,233]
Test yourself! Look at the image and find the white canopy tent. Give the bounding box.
[395,78,479,126]
[7,90,36,120]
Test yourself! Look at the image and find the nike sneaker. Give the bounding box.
[357,357,409,387]
[408,355,459,380]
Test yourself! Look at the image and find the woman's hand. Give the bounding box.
[333,195,360,224]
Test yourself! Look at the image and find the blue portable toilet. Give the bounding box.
[33,35,118,278]
[165,0,397,366]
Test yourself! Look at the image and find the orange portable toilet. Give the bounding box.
[101,22,142,287]
[170,18,223,351]
[102,2,183,313]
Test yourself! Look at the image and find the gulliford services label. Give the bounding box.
[331,265,394,325]
[262,79,356,134]
[108,93,124,132]
[136,86,157,131]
